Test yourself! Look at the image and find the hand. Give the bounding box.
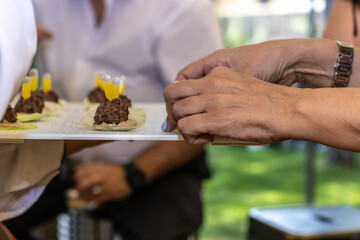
[176,39,302,85]
[74,163,132,205]
[165,39,338,131]
[37,25,53,42]
[175,39,336,87]
[164,67,298,144]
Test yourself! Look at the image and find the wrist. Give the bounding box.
[290,38,337,88]
[133,157,155,183]
[284,88,320,141]
[269,86,304,141]
[123,162,146,191]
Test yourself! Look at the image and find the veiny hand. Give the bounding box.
[74,163,132,205]
[165,39,337,132]
[165,40,300,132]
[176,39,301,85]
[164,67,298,144]
[37,25,53,42]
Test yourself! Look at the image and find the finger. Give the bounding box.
[176,59,208,81]
[177,113,217,144]
[164,74,232,132]
[79,189,97,202]
[74,165,94,181]
[37,25,53,40]
[163,115,176,133]
[75,174,102,190]
[172,95,209,121]
[164,80,202,102]
[175,50,230,81]
[42,29,53,38]
[193,134,214,144]
[163,80,202,132]
[75,163,104,177]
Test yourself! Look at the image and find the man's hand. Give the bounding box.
[37,25,53,42]
[164,67,299,144]
[176,39,302,85]
[74,163,132,205]
[165,38,341,132]
[176,39,338,88]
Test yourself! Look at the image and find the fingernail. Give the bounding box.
[193,135,214,144]
[161,121,167,132]
[193,138,210,144]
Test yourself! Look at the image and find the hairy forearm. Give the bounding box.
[288,87,360,151]
[133,141,204,183]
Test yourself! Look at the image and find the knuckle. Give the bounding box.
[210,66,223,74]
[213,49,226,58]
[206,77,222,90]
[178,118,195,138]
[208,108,225,123]
[172,101,182,119]
[177,118,187,133]
[163,86,172,100]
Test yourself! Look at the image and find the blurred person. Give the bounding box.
[4,0,222,240]
[162,37,360,151]
[0,0,38,223]
[0,0,36,118]
[324,0,360,46]
[0,0,62,238]
[323,0,360,165]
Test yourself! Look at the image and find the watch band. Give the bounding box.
[124,163,145,191]
[332,40,354,88]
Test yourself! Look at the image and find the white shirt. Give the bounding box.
[33,0,223,164]
[0,0,64,221]
[0,141,64,221]
[0,0,37,119]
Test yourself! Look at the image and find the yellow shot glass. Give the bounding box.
[95,72,103,89]
[119,76,126,96]
[22,77,31,100]
[102,74,114,101]
[29,68,38,92]
[112,77,121,98]
[43,73,52,94]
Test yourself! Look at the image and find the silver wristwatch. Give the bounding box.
[332,40,354,88]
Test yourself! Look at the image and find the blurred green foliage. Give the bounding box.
[200,145,360,240]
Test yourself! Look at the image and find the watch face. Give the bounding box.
[337,40,354,49]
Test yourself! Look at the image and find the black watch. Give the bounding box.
[123,163,145,191]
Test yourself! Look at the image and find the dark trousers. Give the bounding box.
[5,152,208,240]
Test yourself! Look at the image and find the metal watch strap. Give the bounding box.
[124,163,145,191]
[332,40,354,88]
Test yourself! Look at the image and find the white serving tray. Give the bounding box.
[0,103,182,142]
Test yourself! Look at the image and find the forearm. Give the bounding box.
[288,87,360,151]
[133,141,204,183]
